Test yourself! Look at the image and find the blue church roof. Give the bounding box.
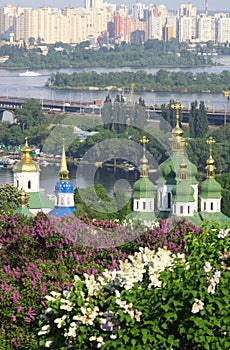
[55,180,74,193]
[49,206,75,217]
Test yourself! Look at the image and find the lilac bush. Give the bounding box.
[0,212,223,349]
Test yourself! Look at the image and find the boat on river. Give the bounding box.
[19,71,41,77]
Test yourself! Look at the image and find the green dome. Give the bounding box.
[159,152,198,185]
[133,178,155,199]
[172,181,195,202]
[200,178,222,199]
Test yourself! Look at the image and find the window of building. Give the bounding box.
[210,202,213,211]
[204,202,206,211]
[188,205,190,214]
[28,180,31,189]
[143,202,146,210]
[167,193,171,208]
[136,201,139,210]
[173,204,176,214]
[180,206,183,214]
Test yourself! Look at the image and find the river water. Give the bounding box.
[0,55,229,195]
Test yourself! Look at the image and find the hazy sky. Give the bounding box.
[1,1,229,11]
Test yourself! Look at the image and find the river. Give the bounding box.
[0,163,139,198]
[0,55,229,110]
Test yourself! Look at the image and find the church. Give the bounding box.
[127,100,229,225]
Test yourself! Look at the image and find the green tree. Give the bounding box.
[15,98,46,132]
[4,124,23,146]
[0,184,20,214]
[196,101,209,138]
[188,101,198,138]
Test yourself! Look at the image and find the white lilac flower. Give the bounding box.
[64,322,77,338]
[54,315,66,328]
[191,299,204,314]
[208,283,216,294]
[44,307,52,315]
[50,291,61,298]
[204,262,212,273]
[45,295,56,302]
[213,270,221,283]
[89,336,96,341]
[74,275,80,282]
[60,304,73,312]
[60,299,73,312]
[218,228,229,239]
[97,336,104,343]
[45,340,53,348]
[110,334,117,339]
[38,324,51,336]
[63,290,71,299]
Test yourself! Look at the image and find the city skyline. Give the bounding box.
[1,0,229,11]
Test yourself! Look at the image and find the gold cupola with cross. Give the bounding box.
[13,137,39,173]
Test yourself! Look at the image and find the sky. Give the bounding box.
[1,0,229,11]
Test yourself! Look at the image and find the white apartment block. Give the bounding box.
[12,5,110,44]
[132,2,146,20]
[217,17,230,43]
[148,15,163,40]
[197,16,216,42]
[147,5,167,40]
[0,3,230,45]
[178,17,196,42]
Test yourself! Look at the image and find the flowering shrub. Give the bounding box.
[39,223,230,350]
[0,212,229,349]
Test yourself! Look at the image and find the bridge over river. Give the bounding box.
[0,96,229,126]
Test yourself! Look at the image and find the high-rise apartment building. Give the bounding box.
[217,17,230,43]
[197,16,216,42]
[115,5,129,43]
[147,5,167,40]
[178,16,197,42]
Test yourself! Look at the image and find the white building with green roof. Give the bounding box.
[126,136,156,223]
[157,100,198,214]
[13,138,54,215]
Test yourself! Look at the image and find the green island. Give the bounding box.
[48,69,230,93]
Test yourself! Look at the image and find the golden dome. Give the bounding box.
[13,138,39,173]
[172,124,183,138]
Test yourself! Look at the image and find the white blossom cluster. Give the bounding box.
[191,298,204,314]
[115,290,142,322]
[39,247,177,347]
[203,261,221,294]
[217,228,230,239]
[112,247,175,290]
